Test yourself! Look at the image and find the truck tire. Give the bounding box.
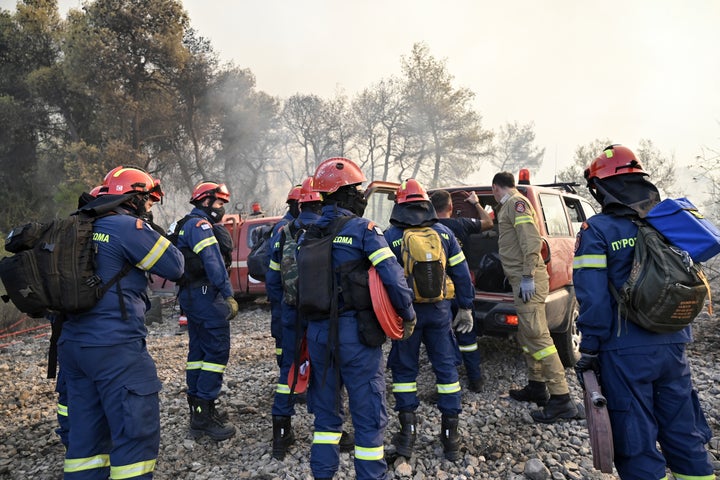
[552,299,580,368]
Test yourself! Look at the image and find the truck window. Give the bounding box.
[539,193,571,237]
[564,198,599,235]
[364,189,395,230]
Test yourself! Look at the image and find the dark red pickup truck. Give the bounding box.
[149,213,280,301]
[365,177,597,367]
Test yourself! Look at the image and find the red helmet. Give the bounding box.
[287,185,302,203]
[395,178,429,204]
[299,177,322,204]
[104,166,155,195]
[149,178,164,202]
[585,145,646,183]
[89,185,106,197]
[313,157,366,194]
[190,181,230,203]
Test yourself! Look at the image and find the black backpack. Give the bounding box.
[610,220,710,333]
[0,212,132,318]
[296,217,352,316]
[247,223,275,281]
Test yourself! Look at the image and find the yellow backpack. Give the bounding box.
[400,227,454,303]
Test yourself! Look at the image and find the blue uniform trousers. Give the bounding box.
[272,302,306,417]
[55,368,70,449]
[270,298,283,366]
[388,301,461,415]
[601,344,714,480]
[59,339,161,480]
[181,286,231,401]
[307,315,387,480]
[456,329,482,382]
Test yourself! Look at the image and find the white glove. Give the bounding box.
[452,308,474,334]
[520,276,536,302]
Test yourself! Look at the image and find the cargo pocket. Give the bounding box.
[691,389,712,443]
[606,394,642,457]
[368,376,388,429]
[122,378,162,439]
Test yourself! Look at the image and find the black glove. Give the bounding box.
[574,351,599,390]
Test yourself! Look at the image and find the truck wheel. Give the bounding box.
[552,302,580,368]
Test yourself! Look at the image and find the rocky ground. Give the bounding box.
[0,296,719,480]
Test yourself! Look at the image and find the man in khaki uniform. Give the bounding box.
[491,171,578,423]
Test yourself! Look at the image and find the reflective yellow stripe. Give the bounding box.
[110,459,156,479]
[186,361,202,371]
[573,254,607,269]
[65,454,110,472]
[57,403,68,417]
[458,342,478,352]
[532,345,558,360]
[276,347,283,356]
[672,474,715,480]
[437,382,461,394]
[448,251,465,267]
[392,382,417,393]
[368,247,394,266]
[193,236,218,254]
[355,445,384,461]
[136,236,171,270]
[201,362,226,374]
[514,215,534,226]
[313,431,342,444]
[269,260,280,271]
[276,384,291,395]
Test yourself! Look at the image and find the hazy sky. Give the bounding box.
[5,0,720,189]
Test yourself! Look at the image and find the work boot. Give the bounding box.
[530,394,579,424]
[339,430,354,452]
[190,398,236,441]
[391,411,416,458]
[509,380,550,406]
[188,394,228,422]
[439,414,460,461]
[468,376,484,393]
[271,415,295,459]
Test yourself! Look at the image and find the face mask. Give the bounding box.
[352,194,367,217]
[203,205,225,223]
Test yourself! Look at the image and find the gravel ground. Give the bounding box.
[0,297,719,480]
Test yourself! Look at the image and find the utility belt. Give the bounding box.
[176,275,210,289]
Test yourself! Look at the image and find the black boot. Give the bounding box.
[339,430,354,453]
[439,414,460,461]
[391,411,416,458]
[188,394,228,422]
[509,380,550,406]
[272,415,296,459]
[190,398,236,441]
[531,394,578,423]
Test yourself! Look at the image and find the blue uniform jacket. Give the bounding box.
[385,223,474,310]
[62,212,184,344]
[437,217,483,247]
[177,207,233,299]
[266,210,320,305]
[573,212,692,352]
[307,205,416,322]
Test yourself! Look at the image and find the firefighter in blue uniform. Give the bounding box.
[268,185,302,366]
[58,167,184,480]
[267,177,322,459]
[299,157,416,480]
[430,189,494,393]
[573,145,715,480]
[385,179,475,461]
[177,181,239,441]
